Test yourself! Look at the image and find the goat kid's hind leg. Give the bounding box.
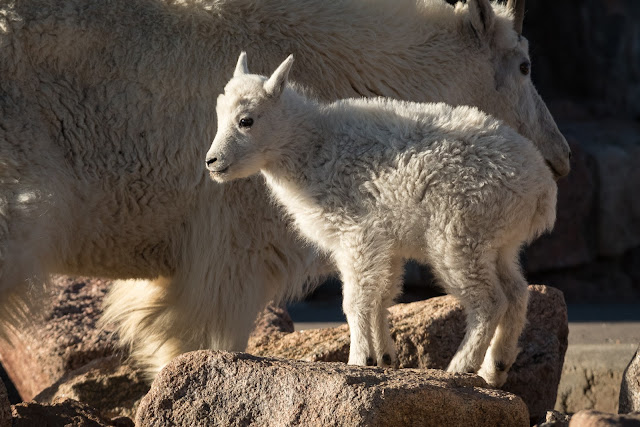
[478,245,529,387]
[336,248,389,367]
[371,256,403,367]
[441,250,508,376]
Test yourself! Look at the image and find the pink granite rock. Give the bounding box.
[569,410,640,427]
[249,302,295,337]
[0,276,118,400]
[534,410,571,427]
[248,285,568,424]
[34,356,149,420]
[136,350,529,427]
[0,274,299,413]
[11,398,131,426]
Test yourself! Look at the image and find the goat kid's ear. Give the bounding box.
[468,0,495,40]
[234,51,249,77]
[264,54,294,98]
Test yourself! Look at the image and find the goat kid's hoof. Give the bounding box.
[446,360,476,375]
[348,355,375,366]
[477,365,508,388]
[379,353,396,368]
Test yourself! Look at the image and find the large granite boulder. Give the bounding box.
[249,285,568,423]
[569,410,640,427]
[0,273,294,405]
[30,306,292,420]
[136,350,529,427]
[535,410,571,427]
[34,356,149,420]
[0,276,118,401]
[11,398,133,427]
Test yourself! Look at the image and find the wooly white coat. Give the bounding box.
[0,0,569,378]
[206,53,557,387]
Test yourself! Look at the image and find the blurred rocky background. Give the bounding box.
[524,0,640,303]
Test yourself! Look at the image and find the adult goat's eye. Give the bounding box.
[239,117,254,128]
[520,61,531,76]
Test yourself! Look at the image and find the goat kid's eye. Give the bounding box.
[239,117,254,128]
[520,61,531,76]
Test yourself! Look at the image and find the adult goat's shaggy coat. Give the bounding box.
[0,0,570,378]
[206,53,557,386]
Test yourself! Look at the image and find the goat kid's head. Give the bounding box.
[206,52,294,182]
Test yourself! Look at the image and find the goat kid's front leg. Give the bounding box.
[342,277,377,366]
[336,250,385,367]
[370,256,403,367]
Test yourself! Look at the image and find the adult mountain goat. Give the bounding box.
[0,0,570,378]
[206,53,557,387]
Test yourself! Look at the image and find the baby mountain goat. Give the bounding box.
[206,53,557,387]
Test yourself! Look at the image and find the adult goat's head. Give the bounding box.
[455,0,571,179]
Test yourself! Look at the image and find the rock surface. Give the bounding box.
[137,350,529,427]
[535,410,571,427]
[11,398,132,427]
[573,123,640,258]
[249,303,295,337]
[620,346,640,414]
[0,276,118,401]
[569,410,640,427]
[34,356,149,420]
[0,381,10,427]
[249,285,567,423]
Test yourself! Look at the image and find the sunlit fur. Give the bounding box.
[207,53,557,387]
[0,0,568,379]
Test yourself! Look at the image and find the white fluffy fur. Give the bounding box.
[206,53,557,387]
[0,0,570,378]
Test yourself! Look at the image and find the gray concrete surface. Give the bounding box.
[557,306,640,414]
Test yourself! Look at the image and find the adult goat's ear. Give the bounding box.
[264,54,294,98]
[506,0,525,36]
[468,0,495,40]
[234,51,249,77]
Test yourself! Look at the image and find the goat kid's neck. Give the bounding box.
[261,87,326,186]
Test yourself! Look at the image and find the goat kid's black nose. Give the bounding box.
[206,157,217,166]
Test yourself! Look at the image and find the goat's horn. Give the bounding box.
[506,0,525,35]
